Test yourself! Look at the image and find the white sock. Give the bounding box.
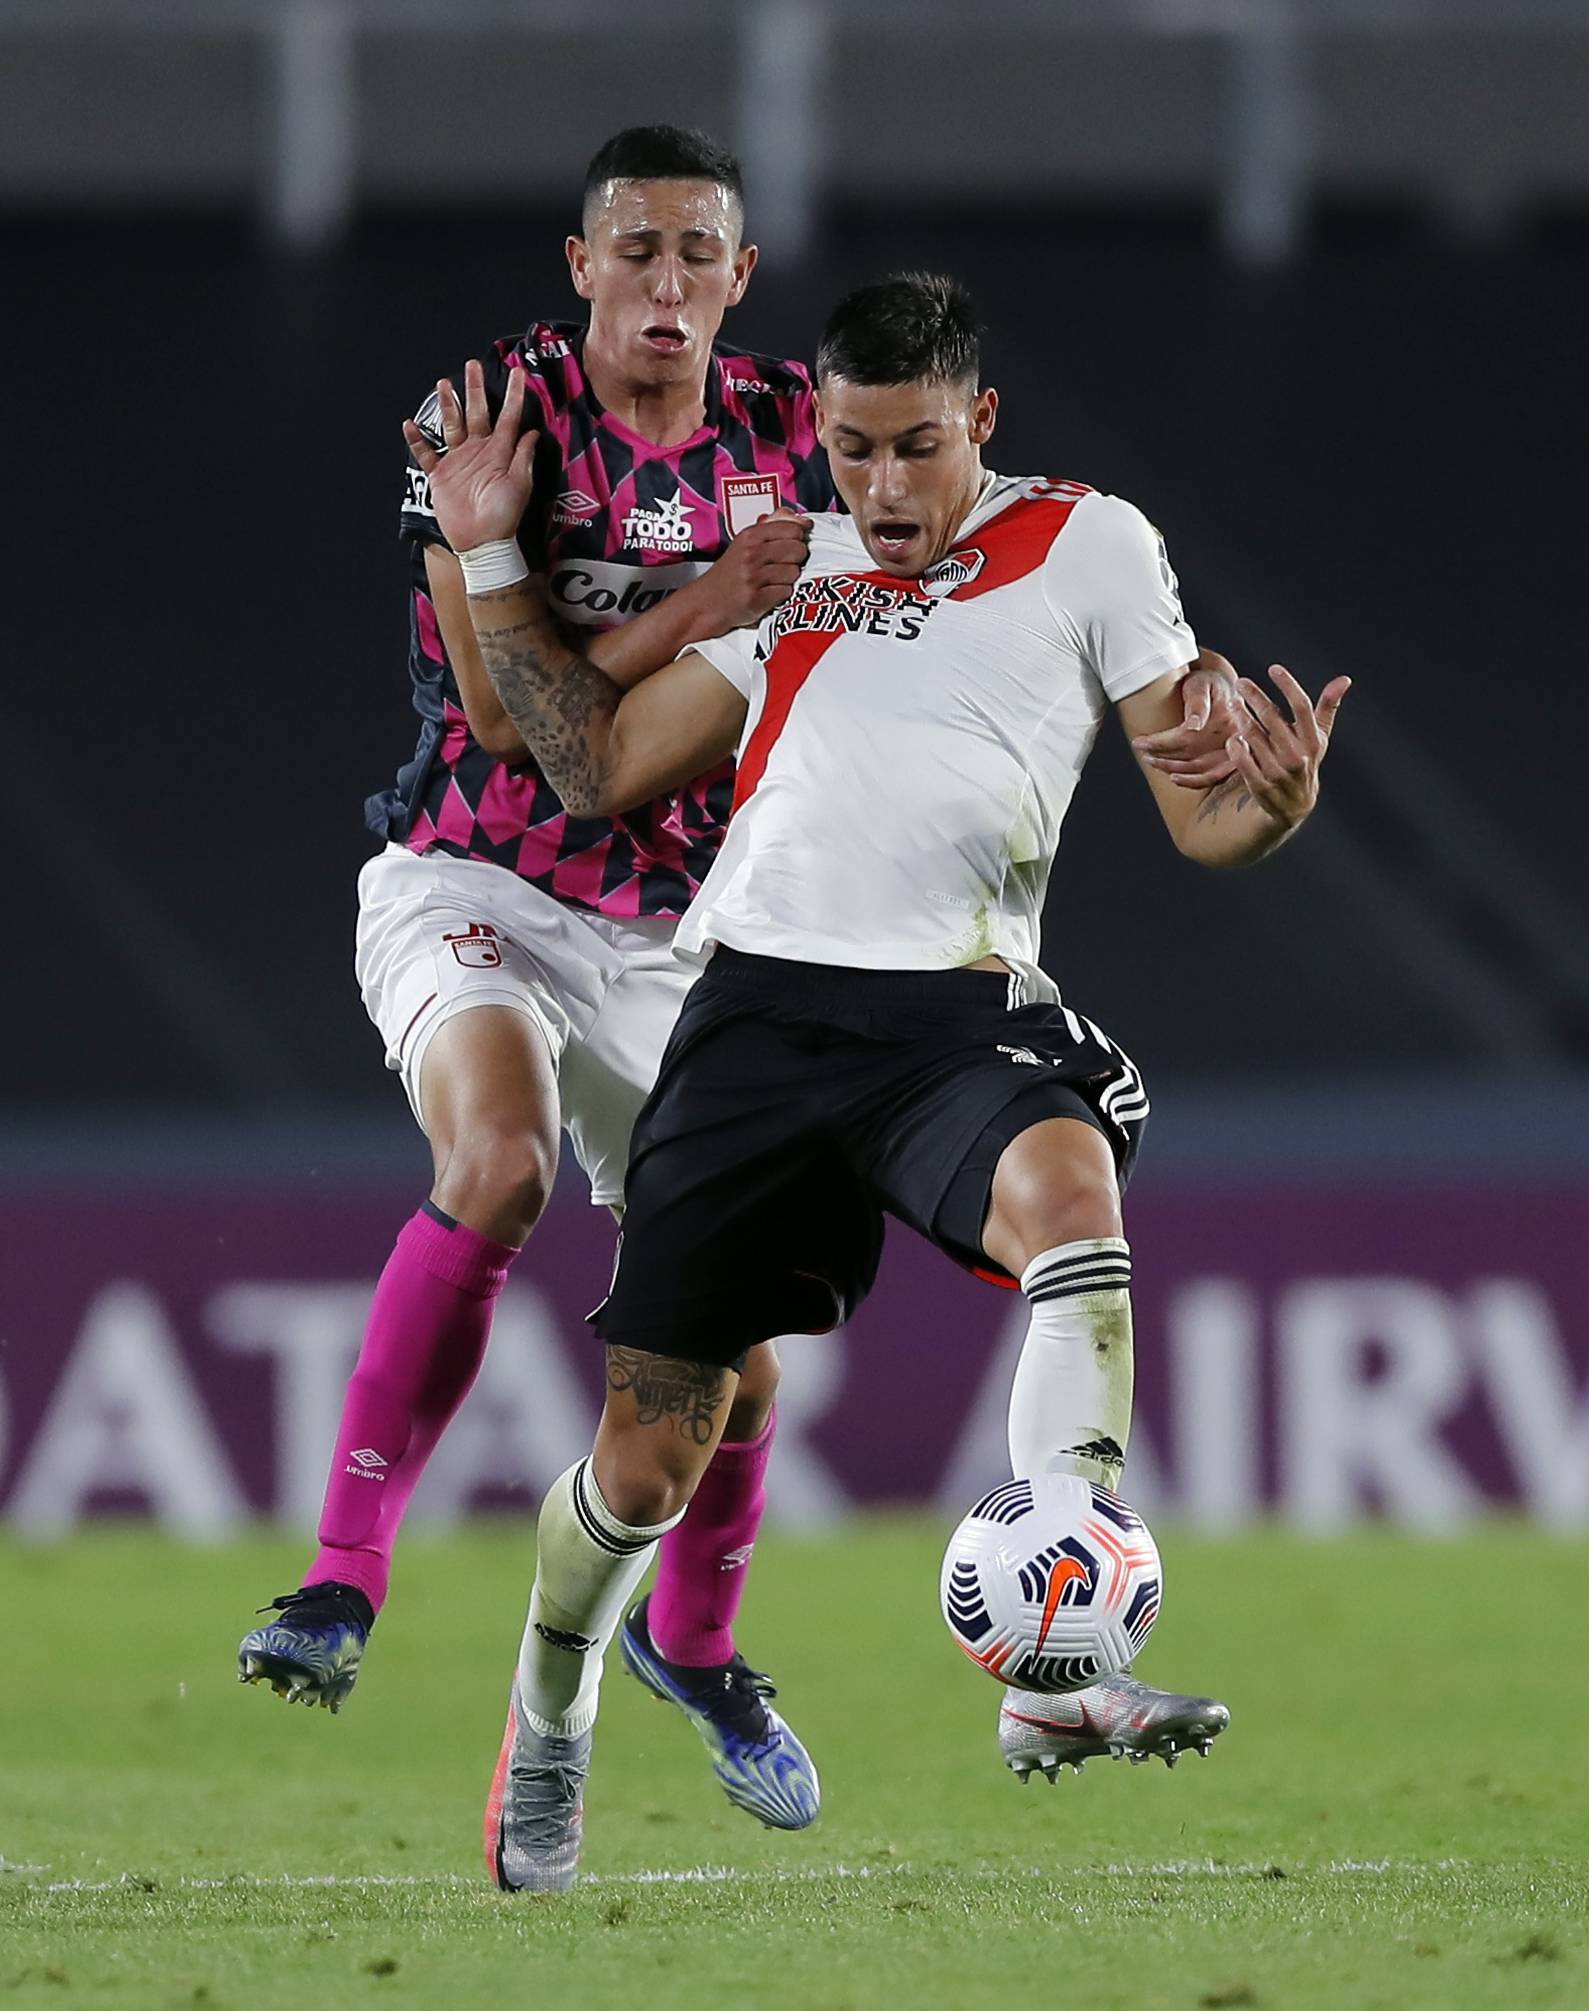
[516,1458,685,1737]
[1007,1238,1134,1490]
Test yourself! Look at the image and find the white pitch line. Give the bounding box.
[21,1863,913,1897]
[1076,1858,1473,1878]
[13,1858,1475,1896]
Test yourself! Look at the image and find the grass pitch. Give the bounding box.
[1,1519,1585,2009]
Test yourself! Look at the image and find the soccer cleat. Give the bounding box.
[618,1594,820,1831]
[483,1682,589,1894]
[998,1670,1231,1782]
[236,1582,373,1712]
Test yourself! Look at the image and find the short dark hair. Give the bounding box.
[581,125,744,234]
[816,273,981,390]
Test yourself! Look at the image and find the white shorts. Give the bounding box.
[354,845,698,1208]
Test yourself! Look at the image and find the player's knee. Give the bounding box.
[1012,1171,1120,1256]
[432,1126,556,1243]
[988,1137,1121,1267]
[725,1341,779,1442]
[595,1457,700,1530]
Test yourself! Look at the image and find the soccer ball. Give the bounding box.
[939,1474,1162,1694]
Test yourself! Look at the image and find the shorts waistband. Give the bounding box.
[706,946,1016,1003]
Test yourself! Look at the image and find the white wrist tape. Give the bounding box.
[455,539,530,594]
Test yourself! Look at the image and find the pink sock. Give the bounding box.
[307,1203,515,1612]
[648,1411,776,1667]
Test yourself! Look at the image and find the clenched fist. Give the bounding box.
[694,507,812,631]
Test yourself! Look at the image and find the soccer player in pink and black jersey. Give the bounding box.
[240,130,1239,1834]
[237,125,835,1829]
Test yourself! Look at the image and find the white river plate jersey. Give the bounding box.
[681,474,1198,971]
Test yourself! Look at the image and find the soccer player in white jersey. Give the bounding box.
[404,273,1350,1889]
[241,126,1237,1847]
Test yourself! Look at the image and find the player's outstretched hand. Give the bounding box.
[401,358,537,555]
[1132,648,1246,790]
[1225,665,1351,828]
[698,507,812,630]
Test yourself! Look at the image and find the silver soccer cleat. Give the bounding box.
[483,1682,590,1893]
[999,1670,1231,1782]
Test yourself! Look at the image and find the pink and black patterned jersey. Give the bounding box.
[365,320,838,919]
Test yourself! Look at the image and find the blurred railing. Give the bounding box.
[3,1,1589,259]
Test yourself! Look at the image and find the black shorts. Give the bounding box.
[595,949,1148,1369]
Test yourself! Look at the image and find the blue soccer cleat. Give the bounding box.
[619,1594,820,1830]
[237,1581,373,1713]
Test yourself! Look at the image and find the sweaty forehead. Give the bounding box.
[821,377,969,437]
[590,178,739,242]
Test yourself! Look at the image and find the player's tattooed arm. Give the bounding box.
[403,361,746,814]
[604,1347,734,1448]
[1192,774,1256,824]
[465,585,746,814]
[465,587,626,813]
[1120,663,1351,867]
[421,546,531,762]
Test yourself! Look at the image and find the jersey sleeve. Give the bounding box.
[690,626,759,698]
[1044,492,1197,702]
[398,385,449,550]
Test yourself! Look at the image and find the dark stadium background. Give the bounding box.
[3,1,1588,1537]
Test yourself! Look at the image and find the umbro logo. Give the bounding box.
[997,1044,1045,1067]
[348,1447,387,1469]
[553,488,600,525]
[719,1543,755,1572]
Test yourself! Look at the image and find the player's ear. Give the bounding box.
[727,241,759,306]
[813,386,827,444]
[970,386,999,447]
[566,234,595,302]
